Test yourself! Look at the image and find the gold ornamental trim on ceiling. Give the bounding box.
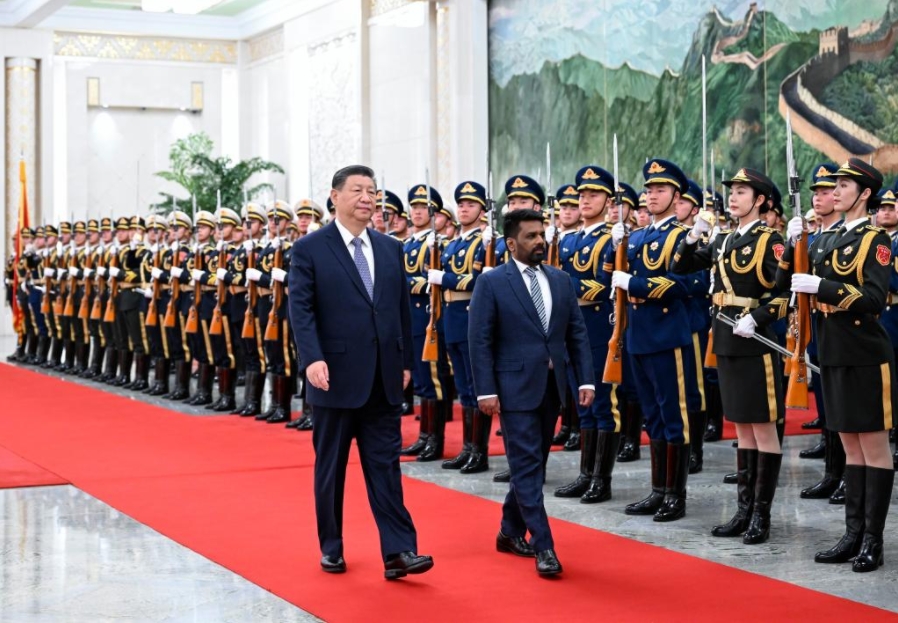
[53,32,237,64]
[370,0,418,18]
[248,28,283,63]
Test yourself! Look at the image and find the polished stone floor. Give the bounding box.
[3,335,898,618]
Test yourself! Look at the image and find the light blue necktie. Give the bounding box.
[525,266,548,333]
[351,237,373,300]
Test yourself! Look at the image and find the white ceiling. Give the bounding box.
[0,0,336,39]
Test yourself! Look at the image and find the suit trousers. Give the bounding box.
[499,371,560,552]
[311,359,417,561]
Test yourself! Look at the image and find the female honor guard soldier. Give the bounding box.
[782,158,895,572]
[161,210,195,400]
[673,168,789,544]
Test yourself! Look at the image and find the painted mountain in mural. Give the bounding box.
[488,0,898,203]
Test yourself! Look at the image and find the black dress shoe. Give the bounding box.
[535,549,562,577]
[829,479,846,505]
[320,555,346,573]
[496,532,535,557]
[384,551,434,580]
[723,472,738,484]
[493,468,511,483]
[799,439,825,459]
[802,417,822,430]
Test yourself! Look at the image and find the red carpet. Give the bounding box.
[0,446,67,489]
[0,363,893,623]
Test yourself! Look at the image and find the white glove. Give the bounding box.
[428,269,445,286]
[20,282,28,293]
[143,288,153,299]
[709,226,721,244]
[41,248,49,257]
[45,268,55,278]
[687,213,712,244]
[611,270,631,291]
[108,266,121,278]
[246,268,262,282]
[170,266,184,279]
[482,226,494,241]
[129,238,138,250]
[733,314,758,338]
[56,242,63,255]
[268,236,280,248]
[611,222,627,248]
[191,269,204,282]
[57,269,67,279]
[271,267,287,283]
[792,273,822,294]
[83,268,93,278]
[25,243,34,253]
[171,241,179,251]
[97,266,107,277]
[786,216,804,244]
[482,266,494,273]
[34,285,45,293]
[151,267,163,280]
[150,243,158,254]
[216,268,228,281]
[70,268,81,279]
[425,232,436,249]
[242,240,254,253]
[545,225,557,244]
[216,239,225,251]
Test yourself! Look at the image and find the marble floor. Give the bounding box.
[2,336,898,619]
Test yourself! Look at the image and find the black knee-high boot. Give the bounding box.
[618,401,643,462]
[852,466,894,572]
[712,448,758,536]
[743,451,782,544]
[554,428,597,498]
[401,399,432,456]
[443,406,474,469]
[815,464,865,564]
[581,431,619,504]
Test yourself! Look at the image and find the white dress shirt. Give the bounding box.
[334,218,375,285]
[477,259,594,401]
[840,217,868,235]
[736,219,761,237]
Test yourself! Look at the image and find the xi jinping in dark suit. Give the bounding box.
[289,165,433,580]
[469,209,595,577]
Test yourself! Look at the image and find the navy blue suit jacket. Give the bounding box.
[288,221,414,410]
[468,261,594,412]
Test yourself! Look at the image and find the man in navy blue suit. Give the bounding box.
[468,209,595,577]
[289,165,433,580]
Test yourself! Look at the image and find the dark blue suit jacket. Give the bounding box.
[289,221,414,410]
[468,261,594,412]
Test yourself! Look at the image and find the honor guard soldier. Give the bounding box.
[66,221,91,375]
[226,203,267,417]
[27,226,49,364]
[94,218,119,382]
[676,180,712,473]
[80,219,102,376]
[782,158,895,572]
[12,227,40,363]
[37,225,61,367]
[553,166,625,503]
[381,189,410,242]
[203,207,241,412]
[435,181,489,472]
[401,184,453,461]
[793,164,847,501]
[611,159,699,522]
[878,184,898,470]
[493,175,545,265]
[296,199,324,237]
[246,200,295,424]
[181,210,218,405]
[115,217,150,389]
[550,182,583,447]
[142,215,171,395]
[675,167,789,544]
[54,221,76,372]
[161,210,194,400]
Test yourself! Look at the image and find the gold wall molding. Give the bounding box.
[5,58,39,245]
[370,0,418,18]
[54,32,237,64]
[248,28,284,63]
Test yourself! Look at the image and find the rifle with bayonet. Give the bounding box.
[423,171,441,362]
[604,134,628,384]
[484,171,497,269]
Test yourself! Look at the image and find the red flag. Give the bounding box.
[11,159,30,335]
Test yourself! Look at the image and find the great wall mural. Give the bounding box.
[489,0,898,201]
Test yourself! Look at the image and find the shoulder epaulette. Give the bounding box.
[864,224,886,233]
[670,221,689,230]
[755,225,778,234]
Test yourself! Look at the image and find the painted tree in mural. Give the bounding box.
[154,131,285,216]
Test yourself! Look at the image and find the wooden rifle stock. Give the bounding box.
[91,248,105,320]
[241,243,257,339]
[785,229,811,409]
[146,246,162,327]
[422,236,441,362]
[263,245,283,341]
[185,246,202,334]
[63,250,77,317]
[209,246,227,335]
[163,245,180,329]
[40,253,51,314]
[78,248,92,320]
[704,328,717,368]
[103,250,118,322]
[603,232,629,384]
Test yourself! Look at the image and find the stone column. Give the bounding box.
[5,57,39,240]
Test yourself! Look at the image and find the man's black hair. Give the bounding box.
[504,209,545,240]
[332,165,375,190]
